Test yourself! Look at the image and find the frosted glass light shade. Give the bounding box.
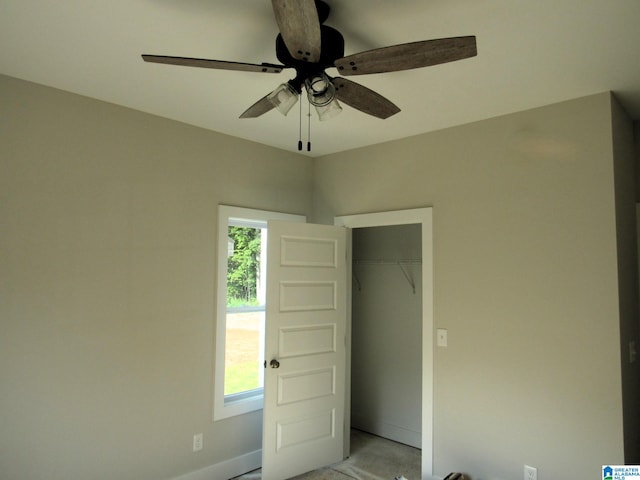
[267,83,299,116]
[305,74,335,107]
[315,99,342,121]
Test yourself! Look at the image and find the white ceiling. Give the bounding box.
[2,0,640,157]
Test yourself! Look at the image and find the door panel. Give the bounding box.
[262,221,347,480]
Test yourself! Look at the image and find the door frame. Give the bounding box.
[335,208,433,478]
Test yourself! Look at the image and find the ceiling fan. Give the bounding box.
[142,0,476,122]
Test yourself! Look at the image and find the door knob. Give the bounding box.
[269,359,280,369]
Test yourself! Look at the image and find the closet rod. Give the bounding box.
[352,259,422,265]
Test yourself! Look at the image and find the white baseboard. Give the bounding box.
[352,417,421,449]
[171,449,261,480]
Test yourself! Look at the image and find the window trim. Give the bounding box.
[213,205,305,421]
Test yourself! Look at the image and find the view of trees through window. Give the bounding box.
[227,226,261,307]
[224,225,265,397]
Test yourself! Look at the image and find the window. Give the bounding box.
[213,205,305,420]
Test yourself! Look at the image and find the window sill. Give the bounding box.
[214,391,263,421]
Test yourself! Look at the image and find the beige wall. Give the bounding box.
[611,96,640,463]
[0,74,312,480]
[1,72,635,480]
[313,92,628,478]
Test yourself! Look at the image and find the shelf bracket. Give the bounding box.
[397,262,416,294]
[352,269,362,292]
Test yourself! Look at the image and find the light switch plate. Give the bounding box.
[436,329,448,347]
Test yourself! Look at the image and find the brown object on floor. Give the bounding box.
[443,473,468,480]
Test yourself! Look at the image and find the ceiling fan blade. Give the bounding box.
[142,55,284,73]
[271,0,321,62]
[239,94,276,119]
[331,77,400,119]
[334,36,477,76]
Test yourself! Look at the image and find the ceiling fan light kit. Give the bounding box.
[142,0,477,145]
[266,72,342,121]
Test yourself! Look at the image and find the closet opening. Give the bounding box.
[350,223,423,449]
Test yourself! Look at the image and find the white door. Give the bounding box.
[262,221,347,480]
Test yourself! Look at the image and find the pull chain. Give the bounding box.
[307,98,311,152]
[297,95,303,151]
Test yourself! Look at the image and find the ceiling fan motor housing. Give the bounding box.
[276,25,344,92]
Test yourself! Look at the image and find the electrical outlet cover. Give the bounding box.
[524,465,537,480]
[193,433,203,452]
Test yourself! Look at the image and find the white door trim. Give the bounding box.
[335,208,434,478]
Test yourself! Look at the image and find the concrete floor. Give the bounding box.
[232,429,421,480]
